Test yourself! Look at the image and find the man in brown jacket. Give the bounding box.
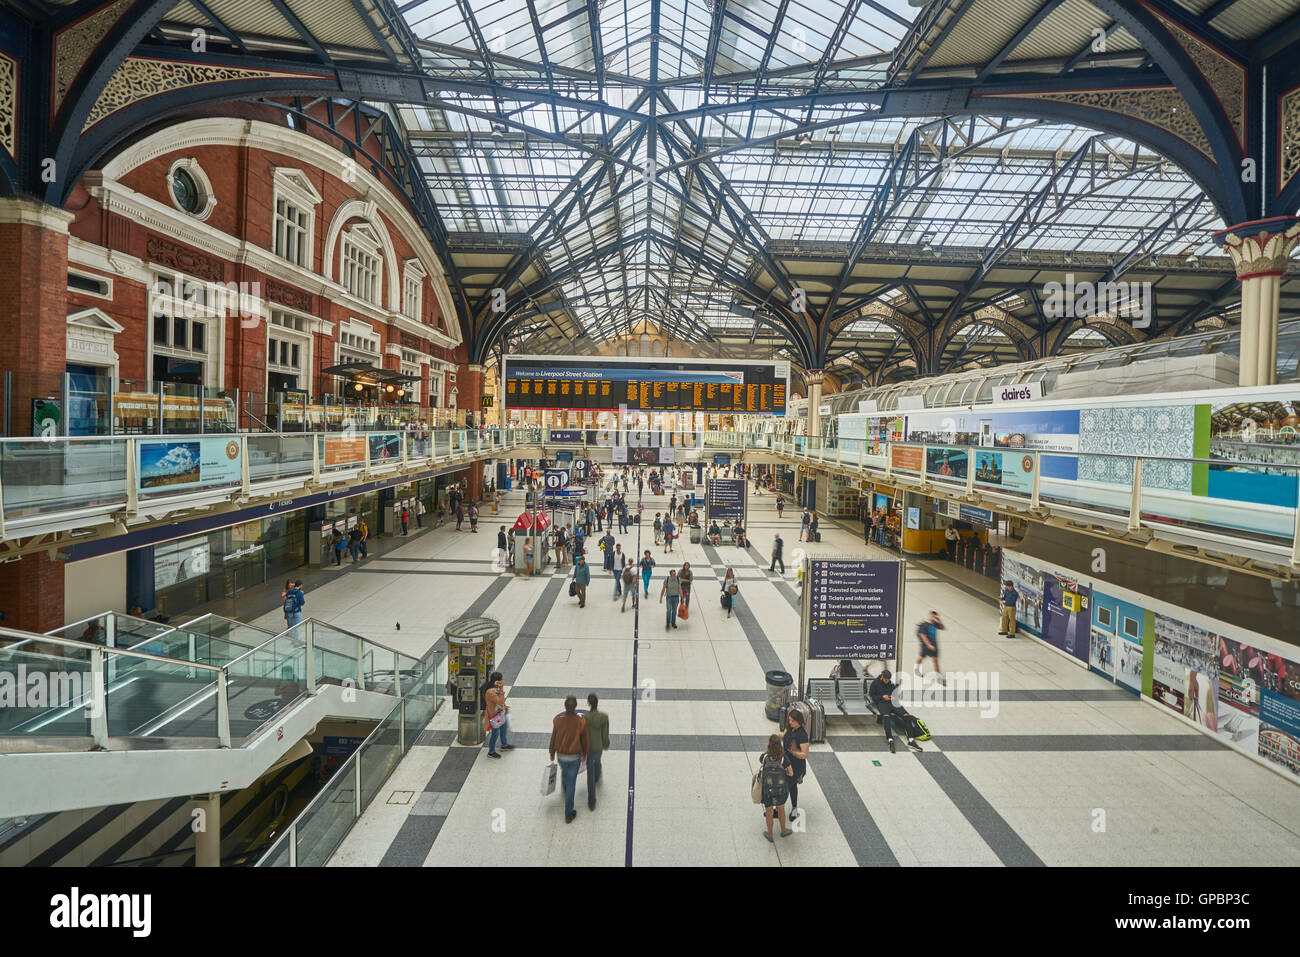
[548,696,590,823]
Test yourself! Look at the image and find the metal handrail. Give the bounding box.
[0,627,224,670]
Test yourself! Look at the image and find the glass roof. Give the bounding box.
[395,0,1231,350]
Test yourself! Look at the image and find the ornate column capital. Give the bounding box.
[803,368,825,387]
[1213,216,1300,280]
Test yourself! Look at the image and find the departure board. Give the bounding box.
[504,356,790,415]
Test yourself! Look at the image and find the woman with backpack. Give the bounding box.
[331,527,347,566]
[757,733,794,842]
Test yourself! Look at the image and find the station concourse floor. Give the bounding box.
[243,478,1300,867]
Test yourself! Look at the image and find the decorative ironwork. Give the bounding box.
[0,53,15,160]
[266,278,313,312]
[989,87,1213,160]
[1151,8,1247,151]
[51,0,132,116]
[1280,86,1300,195]
[145,234,224,282]
[82,56,284,132]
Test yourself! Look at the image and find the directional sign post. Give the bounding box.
[544,468,570,513]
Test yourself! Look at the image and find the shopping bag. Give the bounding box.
[541,762,558,796]
[678,602,688,620]
[750,769,763,804]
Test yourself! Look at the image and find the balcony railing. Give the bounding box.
[0,427,524,538]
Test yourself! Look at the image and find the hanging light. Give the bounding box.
[354,383,363,392]
[397,388,406,397]
[386,384,395,393]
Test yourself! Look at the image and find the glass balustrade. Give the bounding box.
[0,439,127,517]
[257,649,441,867]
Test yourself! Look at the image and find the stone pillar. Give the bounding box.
[805,369,824,439]
[1213,217,1300,387]
[461,364,487,501]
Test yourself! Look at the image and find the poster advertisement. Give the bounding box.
[905,507,920,529]
[926,447,967,481]
[1039,573,1091,663]
[705,478,746,524]
[153,536,212,589]
[1151,613,1219,728]
[138,437,242,493]
[368,433,401,463]
[890,444,923,473]
[1089,627,1115,678]
[974,449,1036,494]
[805,560,902,660]
[1115,635,1144,692]
[1258,691,1300,775]
[618,446,673,465]
[323,436,367,468]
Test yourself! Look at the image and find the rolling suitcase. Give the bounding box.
[805,697,826,744]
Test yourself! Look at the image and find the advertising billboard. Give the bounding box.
[322,436,367,468]
[138,437,242,494]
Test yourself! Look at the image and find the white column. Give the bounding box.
[1215,218,1300,387]
[193,793,222,867]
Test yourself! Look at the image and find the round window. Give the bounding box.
[171,168,201,214]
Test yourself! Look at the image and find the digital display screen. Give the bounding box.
[503,357,789,416]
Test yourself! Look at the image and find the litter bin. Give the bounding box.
[445,616,499,745]
[764,669,793,722]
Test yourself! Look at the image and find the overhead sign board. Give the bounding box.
[503,355,789,416]
[705,478,746,524]
[803,559,904,661]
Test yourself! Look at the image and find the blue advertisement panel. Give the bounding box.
[368,433,400,463]
[974,448,1036,494]
[705,478,746,523]
[138,437,242,494]
[806,560,902,660]
[1258,690,1300,776]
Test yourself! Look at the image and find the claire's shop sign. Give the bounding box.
[992,382,1044,404]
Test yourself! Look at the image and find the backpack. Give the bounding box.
[283,591,300,615]
[622,566,635,586]
[761,755,789,802]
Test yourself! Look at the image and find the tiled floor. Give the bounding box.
[247,472,1300,867]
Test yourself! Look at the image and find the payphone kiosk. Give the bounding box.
[444,616,499,745]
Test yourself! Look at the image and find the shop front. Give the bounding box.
[144,513,308,620]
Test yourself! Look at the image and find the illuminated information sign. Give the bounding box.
[503,356,789,416]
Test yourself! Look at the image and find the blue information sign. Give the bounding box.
[805,560,903,660]
[705,478,746,523]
